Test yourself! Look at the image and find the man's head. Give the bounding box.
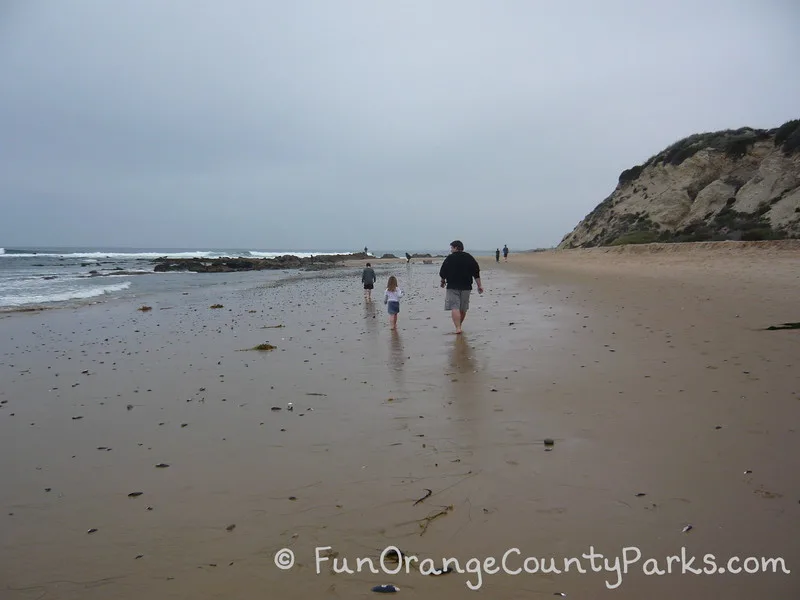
[366,262,371,267]
[450,240,464,252]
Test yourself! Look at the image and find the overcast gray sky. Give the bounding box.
[1,1,798,252]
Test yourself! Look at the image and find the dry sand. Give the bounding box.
[1,243,798,599]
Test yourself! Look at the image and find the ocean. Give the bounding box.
[0,246,494,310]
[0,246,355,311]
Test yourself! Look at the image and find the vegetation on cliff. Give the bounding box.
[619,120,800,185]
[559,119,800,248]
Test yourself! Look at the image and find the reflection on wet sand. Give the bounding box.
[389,329,404,370]
[364,297,378,334]
[449,333,476,377]
[447,334,487,463]
[388,329,406,393]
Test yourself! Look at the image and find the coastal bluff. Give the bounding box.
[558,119,800,248]
[152,252,369,272]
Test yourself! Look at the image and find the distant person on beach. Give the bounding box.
[503,245,509,261]
[361,262,377,302]
[495,248,500,263]
[384,275,404,330]
[364,246,369,255]
[439,240,483,334]
[405,252,412,263]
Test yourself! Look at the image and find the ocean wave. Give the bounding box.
[0,250,344,260]
[0,251,213,259]
[0,281,132,307]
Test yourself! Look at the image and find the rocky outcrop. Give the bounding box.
[559,120,800,248]
[152,253,360,273]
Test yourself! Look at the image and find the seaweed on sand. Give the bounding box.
[764,322,800,330]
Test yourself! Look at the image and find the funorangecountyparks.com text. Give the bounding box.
[273,545,791,591]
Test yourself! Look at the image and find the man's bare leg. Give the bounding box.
[450,309,462,334]
[460,310,467,326]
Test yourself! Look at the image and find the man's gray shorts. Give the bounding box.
[445,289,471,311]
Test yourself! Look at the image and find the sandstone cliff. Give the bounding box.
[558,120,800,248]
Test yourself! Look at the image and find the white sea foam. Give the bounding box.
[0,251,209,259]
[0,248,4,255]
[0,281,132,307]
[0,250,346,260]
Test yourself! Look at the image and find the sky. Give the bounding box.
[1,1,798,252]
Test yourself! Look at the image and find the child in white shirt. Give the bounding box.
[383,276,404,330]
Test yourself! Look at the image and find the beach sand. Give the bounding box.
[1,244,798,599]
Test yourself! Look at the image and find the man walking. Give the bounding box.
[503,245,509,262]
[439,240,483,334]
[361,262,377,302]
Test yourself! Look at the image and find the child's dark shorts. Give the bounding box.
[387,301,400,315]
[364,283,374,290]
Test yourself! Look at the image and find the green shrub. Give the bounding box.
[618,165,644,185]
[782,125,800,155]
[643,126,781,168]
[741,228,779,241]
[775,119,800,146]
[667,144,703,166]
[724,135,757,158]
[755,201,772,217]
[673,229,713,242]
[609,230,659,245]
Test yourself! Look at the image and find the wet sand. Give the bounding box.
[1,246,798,599]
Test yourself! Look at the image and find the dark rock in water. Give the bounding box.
[152,252,364,273]
[128,492,144,497]
[381,254,398,259]
[87,528,98,534]
[371,584,399,593]
[543,438,555,446]
[154,463,170,468]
